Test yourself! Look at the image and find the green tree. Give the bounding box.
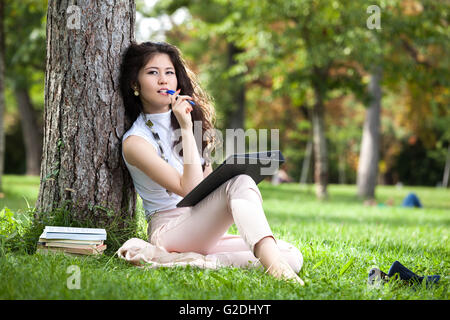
[358,0,450,195]
[225,0,371,199]
[4,0,46,175]
[142,0,449,193]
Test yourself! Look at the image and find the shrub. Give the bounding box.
[0,207,33,255]
[0,201,148,256]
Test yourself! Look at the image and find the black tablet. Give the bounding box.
[176,150,285,207]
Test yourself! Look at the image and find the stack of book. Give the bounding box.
[37,226,107,256]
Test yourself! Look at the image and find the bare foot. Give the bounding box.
[266,259,305,285]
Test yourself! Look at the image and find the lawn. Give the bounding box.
[0,175,449,300]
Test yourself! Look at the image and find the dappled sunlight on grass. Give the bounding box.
[1,176,449,299]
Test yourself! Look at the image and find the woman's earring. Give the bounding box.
[134,89,139,96]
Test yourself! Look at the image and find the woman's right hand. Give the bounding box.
[170,89,194,129]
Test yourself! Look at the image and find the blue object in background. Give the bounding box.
[401,192,423,208]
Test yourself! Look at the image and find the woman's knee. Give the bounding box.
[226,174,263,202]
[233,174,256,186]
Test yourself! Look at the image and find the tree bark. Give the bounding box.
[312,68,328,199]
[36,1,136,225]
[357,66,382,199]
[14,87,42,175]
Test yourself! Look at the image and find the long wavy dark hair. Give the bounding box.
[119,41,217,169]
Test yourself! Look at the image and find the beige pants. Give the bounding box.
[148,174,303,272]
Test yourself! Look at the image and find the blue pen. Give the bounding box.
[161,89,196,106]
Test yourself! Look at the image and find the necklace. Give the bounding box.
[144,115,173,196]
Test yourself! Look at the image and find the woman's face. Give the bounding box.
[136,53,178,112]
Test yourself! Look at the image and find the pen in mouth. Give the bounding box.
[158,89,196,106]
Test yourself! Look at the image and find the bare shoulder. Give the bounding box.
[122,134,185,196]
[122,135,157,166]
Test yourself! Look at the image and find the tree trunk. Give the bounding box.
[338,151,346,184]
[227,42,245,130]
[312,102,328,199]
[36,1,136,226]
[225,42,246,158]
[443,144,450,188]
[357,66,382,199]
[15,87,42,176]
[299,137,312,185]
[312,69,328,199]
[0,0,4,193]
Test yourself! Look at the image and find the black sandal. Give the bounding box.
[368,261,440,288]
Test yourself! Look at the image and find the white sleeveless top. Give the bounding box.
[122,110,205,220]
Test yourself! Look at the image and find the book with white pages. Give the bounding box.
[40,226,107,241]
[38,237,104,245]
[44,226,106,235]
[41,232,106,241]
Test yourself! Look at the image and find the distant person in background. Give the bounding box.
[364,192,423,208]
[271,169,293,185]
[278,169,293,183]
[401,192,423,208]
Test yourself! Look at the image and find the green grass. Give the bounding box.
[0,175,41,212]
[0,175,449,299]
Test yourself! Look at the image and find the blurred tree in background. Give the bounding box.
[144,0,449,197]
[4,0,45,175]
[2,0,449,201]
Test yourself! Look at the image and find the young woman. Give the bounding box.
[119,41,304,284]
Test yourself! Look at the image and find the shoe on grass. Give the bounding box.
[368,267,389,286]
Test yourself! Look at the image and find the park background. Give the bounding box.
[0,0,449,300]
[2,0,449,193]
